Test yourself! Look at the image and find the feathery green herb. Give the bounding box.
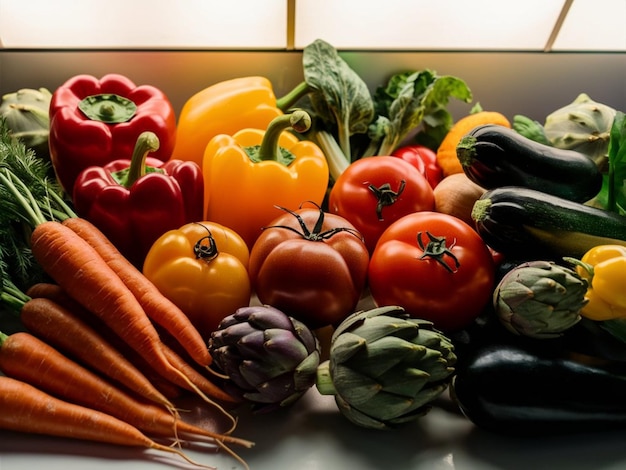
[0,118,75,288]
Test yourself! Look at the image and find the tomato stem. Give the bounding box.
[417,231,460,273]
[368,180,406,221]
[264,201,363,242]
[193,222,219,261]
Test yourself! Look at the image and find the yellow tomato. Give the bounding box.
[143,221,251,338]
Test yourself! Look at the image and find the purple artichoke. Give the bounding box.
[209,304,320,412]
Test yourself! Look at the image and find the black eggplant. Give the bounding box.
[451,319,626,435]
[457,124,602,203]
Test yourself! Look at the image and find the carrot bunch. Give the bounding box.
[0,140,252,468]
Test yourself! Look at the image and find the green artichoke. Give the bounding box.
[316,306,456,430]
[0,88,51,159]
[544,93,616,170]
[512,114,550,145]
[208,304,320,412]
[494,261,587,339]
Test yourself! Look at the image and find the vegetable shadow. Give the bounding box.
[458,425,626,470]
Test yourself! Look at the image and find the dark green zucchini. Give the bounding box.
[472,186,626,259]
[457,124,602,203]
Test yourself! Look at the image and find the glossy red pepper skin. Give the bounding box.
[391,144,443,189]
[73,156,204,268]
[49,73,177,193]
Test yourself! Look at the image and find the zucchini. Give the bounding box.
[457,124,602,203]
[471,186,626,259]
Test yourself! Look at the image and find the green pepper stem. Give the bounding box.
[125,131,160,187]
[257,110,311,162]
[78,93,137,124]
[563,257,595,279]
[275,81,312,112]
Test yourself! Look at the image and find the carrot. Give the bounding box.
[111,331,236,409]
[18,296,178,410]
[63,216,212,367]
[25,282,83,314]
[28,220,226,410]
[104,333,189,401]
[25,282,182,402]
[0,376,214,469]
[162,342,240,405]
[0,156,235,428]
[0,331,253,450]
[25,285,232,406]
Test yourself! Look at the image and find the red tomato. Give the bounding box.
[368,211,495,332]
[328,156,435,253]
[249,203,369,329]
[392,144,443,189]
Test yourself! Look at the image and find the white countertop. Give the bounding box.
[2,386,626,470]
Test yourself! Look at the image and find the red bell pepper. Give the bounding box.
[49,73,177,194]
[391,144,443,189]
[73,131,204,268]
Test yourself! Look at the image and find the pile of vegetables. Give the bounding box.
[0,124,252,467]
[2,36,626,468]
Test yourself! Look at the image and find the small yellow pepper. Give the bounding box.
[171,76,283,166]
[570,245,626,321]
[143,221,251,338]
[202,109,329,249]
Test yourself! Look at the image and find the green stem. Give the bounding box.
[608,159,616,212]
[0,331,8,345]
[36,184,76,221]
[275,82,313,112]
[4,282,29,304]
[125,131,160,187]
[45,189,78,220]
[315,360,337,396]
[361,139,381,159]
[337,116,352,162]
[1,292,25,316]
[563,257,594,279]
[377,133,400,158]
[0,169,46,227]
[257,110,311,162]
[313,129,350,182]
[0,273,29,315]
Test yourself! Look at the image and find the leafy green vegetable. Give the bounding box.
[367,70,472,156]
[592,112,626,214]
[303,39,375,161]
[276,39,472,182]
[606,111,626,214]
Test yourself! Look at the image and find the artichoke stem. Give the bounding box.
[315,361,337,396]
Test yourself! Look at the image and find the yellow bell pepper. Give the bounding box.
[171,76,284,166]
[143,221,251,338]
[202,109,329,249]
[570,244,626,321]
